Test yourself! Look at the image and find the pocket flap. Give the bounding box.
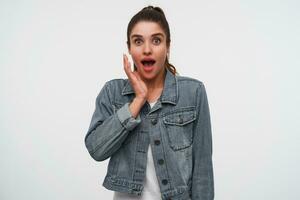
[163,109,196,126]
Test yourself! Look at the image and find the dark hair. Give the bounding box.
[126,5,178,75]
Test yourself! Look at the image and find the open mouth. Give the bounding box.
[141,59,156,67]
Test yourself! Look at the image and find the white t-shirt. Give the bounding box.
[113,101,162,200]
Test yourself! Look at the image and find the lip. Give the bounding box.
[141,57,156,62]
[143,65,154,72]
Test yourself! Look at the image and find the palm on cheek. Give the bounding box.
[123,54,148,99]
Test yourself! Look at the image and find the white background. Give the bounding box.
[1,0,299,199]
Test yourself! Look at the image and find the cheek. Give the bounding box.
[129,48,140,59]
[157,51,167,62]
[156,47,168,58]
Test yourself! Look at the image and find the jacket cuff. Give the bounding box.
[116,102,141,131]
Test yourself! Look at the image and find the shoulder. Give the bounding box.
[105,78,127,86]
[175,74,205,89]
[95,78,128,103]
[95,78,127,98]
[101,78,128,91]
[175,75,209,101]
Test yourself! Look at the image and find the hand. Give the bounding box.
[123,54,148,101]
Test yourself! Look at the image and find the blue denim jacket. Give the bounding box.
[85,68,214,200]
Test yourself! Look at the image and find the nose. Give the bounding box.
[143,41,152,55]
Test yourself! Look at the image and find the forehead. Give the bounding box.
[130,21,165,38]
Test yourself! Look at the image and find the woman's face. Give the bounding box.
[128,21,169,82]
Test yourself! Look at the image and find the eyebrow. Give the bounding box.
[131,33,164,39]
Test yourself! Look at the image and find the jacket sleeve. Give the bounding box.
[191,82,214,199]
[84,81,141,161]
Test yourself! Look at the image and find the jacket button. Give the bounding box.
[162,179,168,185]
[154,140,160,145]
[151,118,157,125]
[178,117,183,124]
[158,159,164,165]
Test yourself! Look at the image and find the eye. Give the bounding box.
[133,38,143,45]
[153,37,161,45]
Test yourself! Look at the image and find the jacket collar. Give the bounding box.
[121,68,178,105]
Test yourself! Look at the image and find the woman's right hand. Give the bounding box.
[123,54,148,118]
[123,54,148,101]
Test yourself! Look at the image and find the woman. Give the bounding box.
[85,6,214,200]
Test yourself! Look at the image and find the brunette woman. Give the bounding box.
[85,6,214,200]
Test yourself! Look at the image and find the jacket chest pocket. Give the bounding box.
[163,108,196,151]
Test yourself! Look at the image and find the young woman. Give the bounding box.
[85,6,214,200]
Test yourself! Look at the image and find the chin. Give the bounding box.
[140,72,156,80]
[136,65,164,81]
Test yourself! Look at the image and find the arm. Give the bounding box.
[84,82,142,161]
[191,82,214,199]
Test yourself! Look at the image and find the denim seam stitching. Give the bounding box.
[91,125,124,155]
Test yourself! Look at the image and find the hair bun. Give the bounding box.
[142,5,165,16]
[153,7,165,15]
[142,5,154,11]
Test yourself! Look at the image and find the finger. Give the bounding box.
[125,54,132,69]
[123,54,132,77]
[123,54,128,70]
[124,54,133,73]
[124,54,138,83]
[127,59,132,70]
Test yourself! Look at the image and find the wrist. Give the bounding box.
[129,97,145,118]
[134,96,147,105]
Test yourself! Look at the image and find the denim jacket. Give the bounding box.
[84,68,214,200]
